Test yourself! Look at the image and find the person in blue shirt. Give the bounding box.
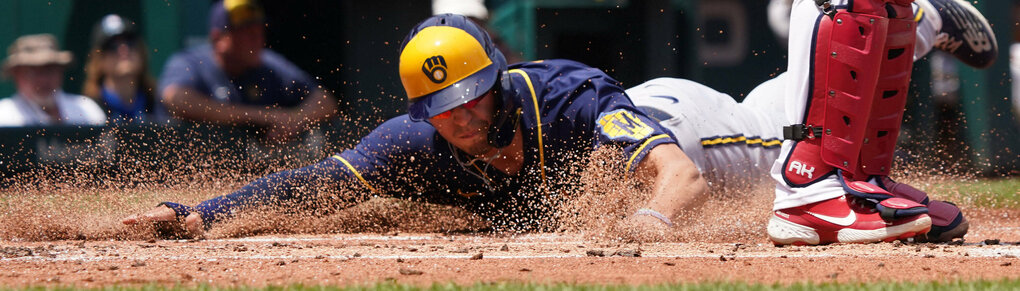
[82,14,169,123]
[123,14,707,238]
[158,0,337,142]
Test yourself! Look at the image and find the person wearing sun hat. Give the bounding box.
[0,34,106,127]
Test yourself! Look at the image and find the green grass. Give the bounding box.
[7,280,1020,291]
[927,176,1020,208]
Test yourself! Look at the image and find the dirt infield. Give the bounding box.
[3,183,1019,287]
[3,212,1019,288]
[2,148,1017,287]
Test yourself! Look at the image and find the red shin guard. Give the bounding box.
[783,0,918,186]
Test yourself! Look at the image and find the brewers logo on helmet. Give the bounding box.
[399,14,507,121]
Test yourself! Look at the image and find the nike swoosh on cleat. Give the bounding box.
[805,211,856,226]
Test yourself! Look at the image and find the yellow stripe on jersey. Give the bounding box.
[625,134,670,172]
[914,7,924,23]
[755,139,784,147]
[508,69,546,184]
[702,135,748,146]
[700,135,782,148]
[331,155,379,194]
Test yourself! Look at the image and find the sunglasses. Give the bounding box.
[101,37,138,52]
[431,96,484,120]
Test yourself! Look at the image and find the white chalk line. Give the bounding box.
[6,246,1019,263]
[216,233,581,243]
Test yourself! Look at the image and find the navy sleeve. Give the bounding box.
[523,60,678,172]
[190,115,438,227]
[193,157,357,228]
[588,93,677,172]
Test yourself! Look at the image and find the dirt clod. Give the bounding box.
[0,247,33,258]
[613,249,640,257]
[585,250,605,257]
[470,253,483,260]
[399,268,423,275]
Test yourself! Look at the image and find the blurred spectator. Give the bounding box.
[767,0,792,47]
[433,0,523,63]
[0,34,105,127]
[83,14,168,123]
[159,0,337,142]
[1012,4,1020,122]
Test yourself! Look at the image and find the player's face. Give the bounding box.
[429,91,497,156]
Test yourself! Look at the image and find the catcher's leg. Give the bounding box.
[857,0,986,243]
[767,0,931,246]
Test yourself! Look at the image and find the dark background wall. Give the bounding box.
[0,0,1014,174]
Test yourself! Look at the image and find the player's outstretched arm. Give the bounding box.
[122,157,362,237]
[629,143,709,235]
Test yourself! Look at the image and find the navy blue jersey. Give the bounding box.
[158,45,316,107]
[191,60,677,229]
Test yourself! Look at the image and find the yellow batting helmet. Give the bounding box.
[399,14,507,121]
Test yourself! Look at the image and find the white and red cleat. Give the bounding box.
[768,195,932,246]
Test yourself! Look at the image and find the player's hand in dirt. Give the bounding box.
[122,205,205,239]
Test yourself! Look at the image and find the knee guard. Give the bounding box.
[782,0,903,186]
